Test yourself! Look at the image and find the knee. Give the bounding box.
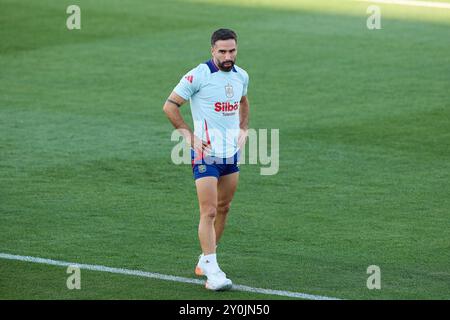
[200,205,217,220]
[217,202,231,215]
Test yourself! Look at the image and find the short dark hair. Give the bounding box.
[211,28,237,46]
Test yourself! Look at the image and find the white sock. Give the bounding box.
[201,253,220,273]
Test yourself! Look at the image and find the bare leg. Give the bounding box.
[215,172,239,245]
[195,176,218,255]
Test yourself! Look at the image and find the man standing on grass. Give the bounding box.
[163,29,250,291]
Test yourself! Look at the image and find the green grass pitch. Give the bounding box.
[0,0,449,299]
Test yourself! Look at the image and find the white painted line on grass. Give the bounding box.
[0,252,340,300]
[356,0,450,9]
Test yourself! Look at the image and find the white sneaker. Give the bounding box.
[195,255,232,291]
[204,269,233,291]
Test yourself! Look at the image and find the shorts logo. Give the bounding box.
[225,83,234,98]
[198,165,207,173]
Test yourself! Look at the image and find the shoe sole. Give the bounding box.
[205,280,232,291]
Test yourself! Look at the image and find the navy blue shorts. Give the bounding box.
[191,149,240,180]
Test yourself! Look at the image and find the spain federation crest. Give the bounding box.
[225,83,234,98]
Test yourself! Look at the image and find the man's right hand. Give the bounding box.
[162,91,211,157]
[192,135,211,157]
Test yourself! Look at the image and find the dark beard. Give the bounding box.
[217,60,235,72]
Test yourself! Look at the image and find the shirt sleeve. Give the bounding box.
[242,71,249,97]
[173,65,202,100]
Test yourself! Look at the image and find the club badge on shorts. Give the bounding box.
[198,165,207,173]
[225,83,234,98]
